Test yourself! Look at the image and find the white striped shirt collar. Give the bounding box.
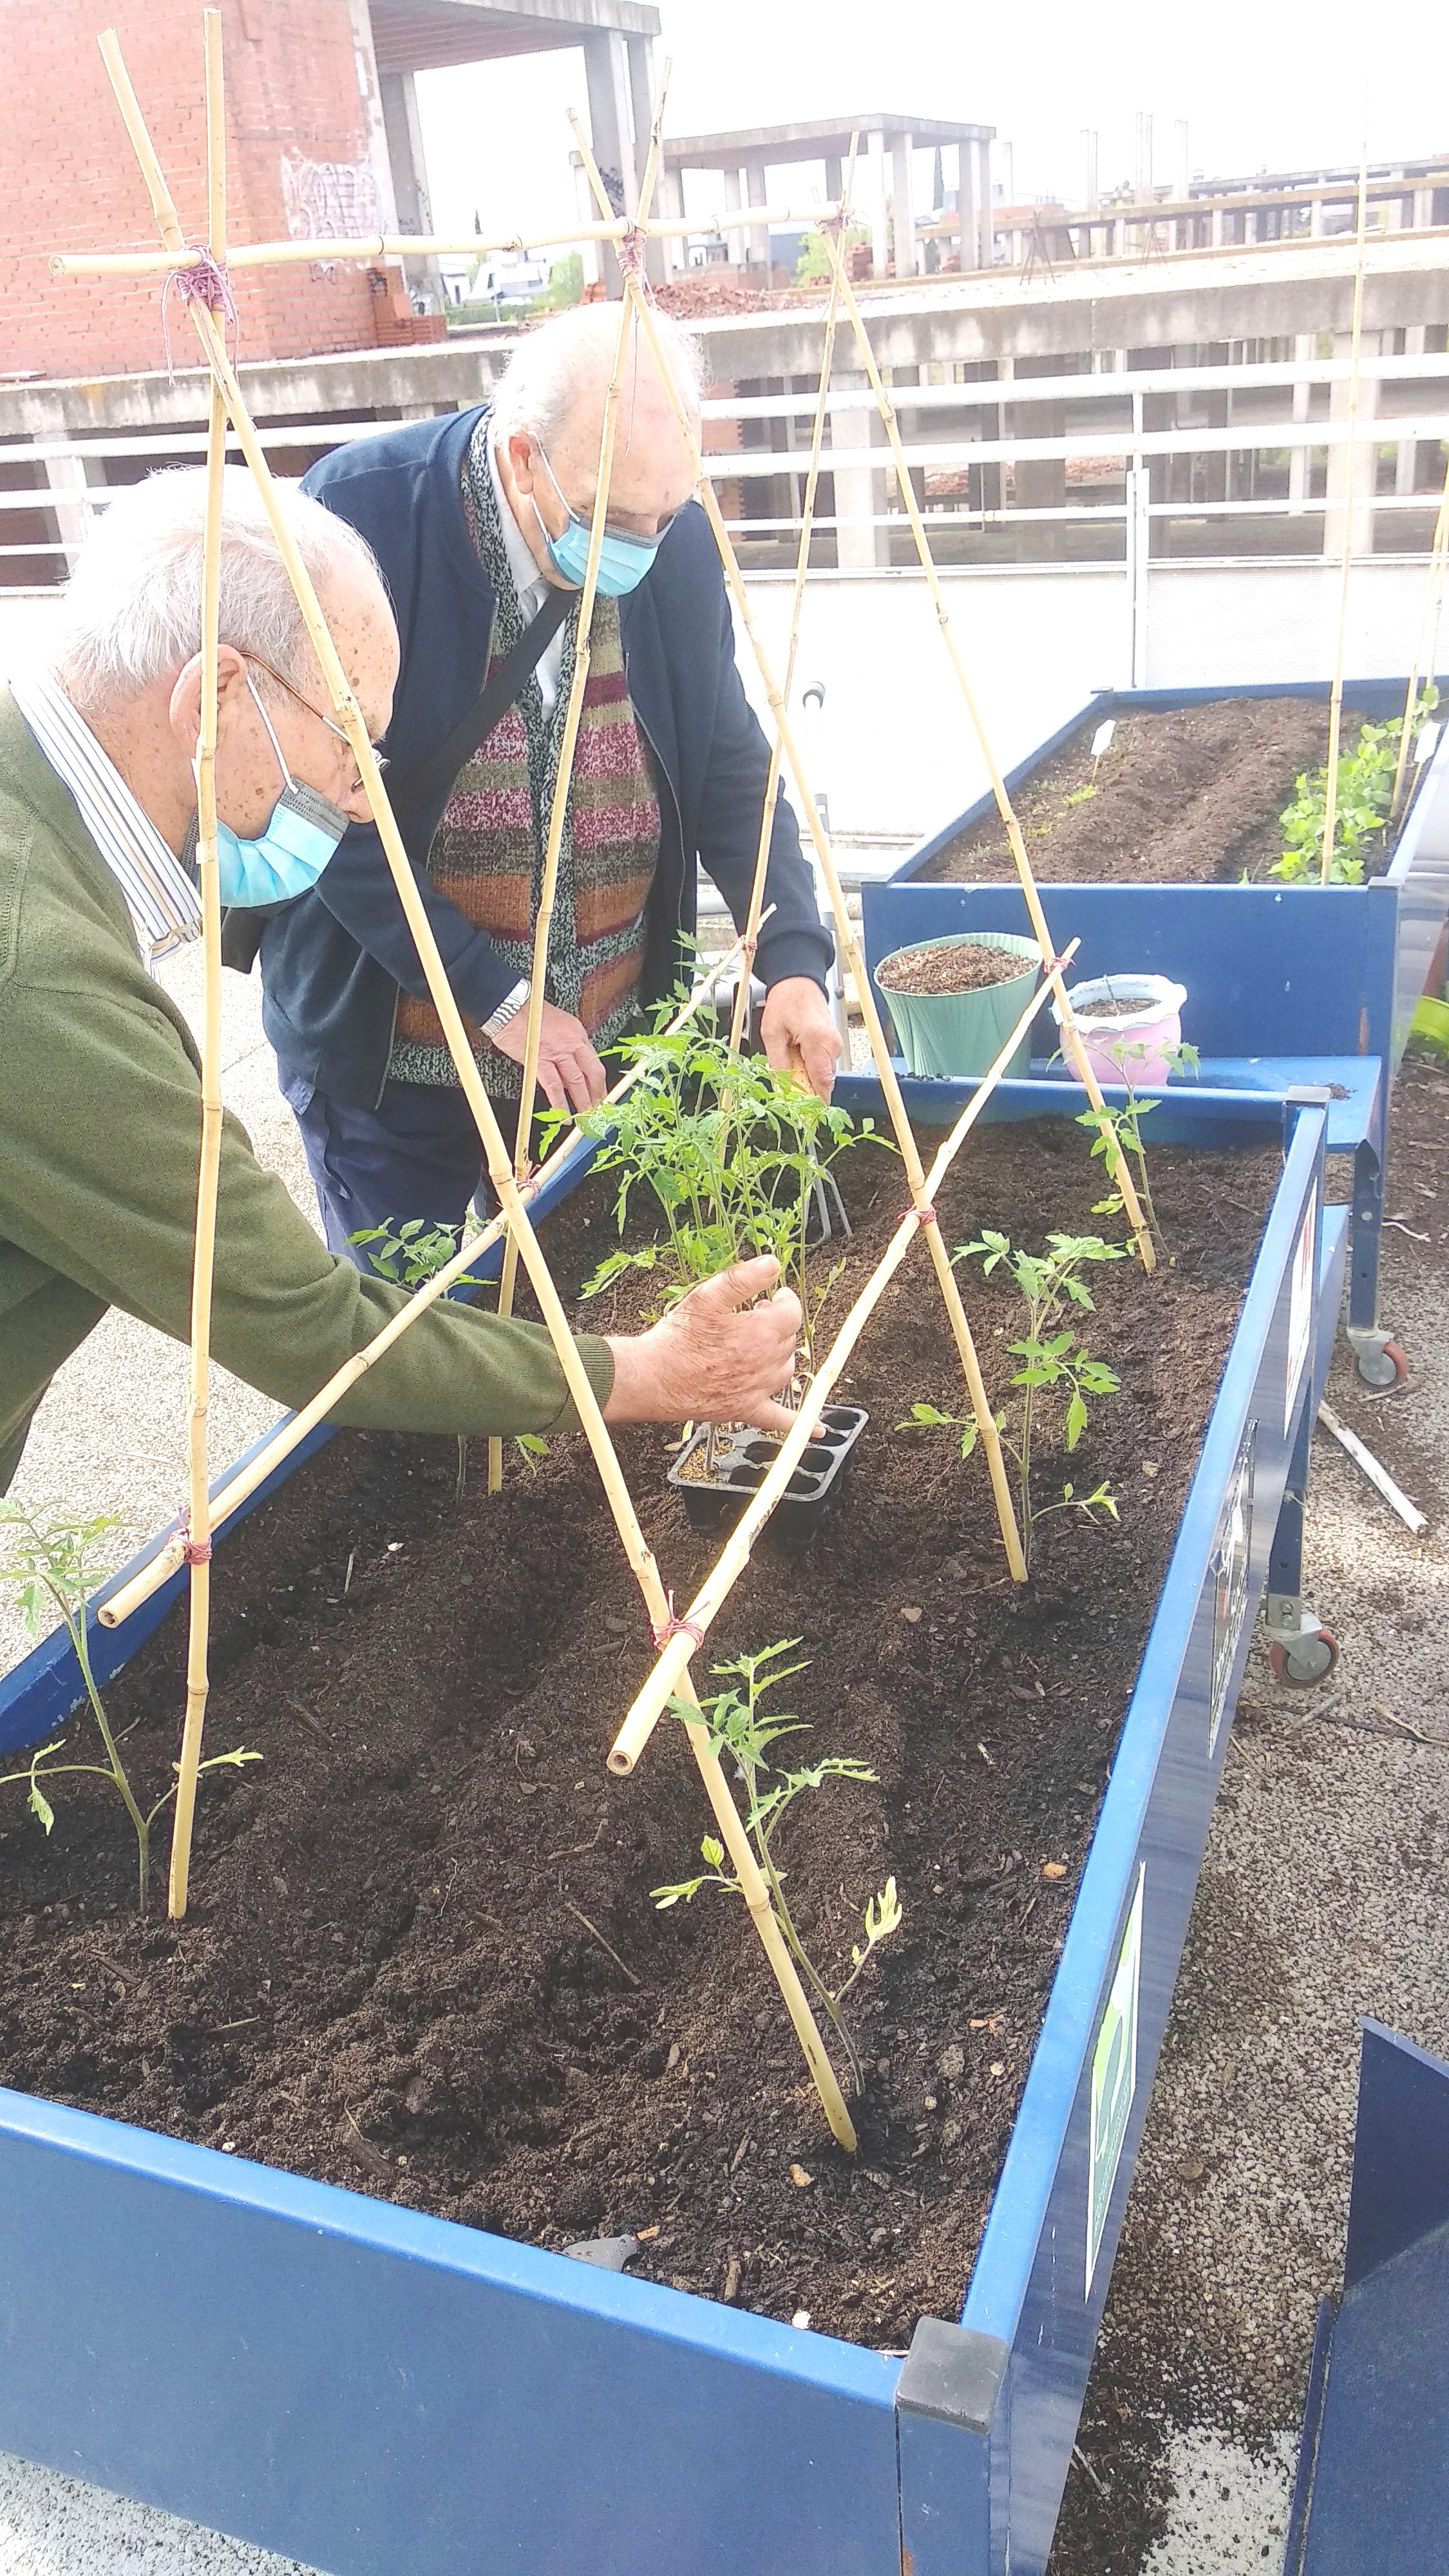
[9,667,200,967]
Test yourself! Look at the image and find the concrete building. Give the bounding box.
[0,0,659,383]
[655,114,996,283]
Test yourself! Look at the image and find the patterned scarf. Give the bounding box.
[388,419,661,1097]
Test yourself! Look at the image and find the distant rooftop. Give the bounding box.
[663,112,994,170]
[368,0,658,79]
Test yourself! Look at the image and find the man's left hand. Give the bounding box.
[759,976,841,1101]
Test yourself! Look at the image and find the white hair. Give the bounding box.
[55,465,383,712]
[489,301,707,446]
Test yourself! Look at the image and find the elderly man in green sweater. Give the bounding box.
[0,468,800,1495]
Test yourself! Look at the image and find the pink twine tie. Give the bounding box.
[162,245,238,378]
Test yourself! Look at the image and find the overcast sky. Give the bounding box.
[415,0,1449,248]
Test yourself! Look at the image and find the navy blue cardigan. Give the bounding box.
[258,405,833,1108]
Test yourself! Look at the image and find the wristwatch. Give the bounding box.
[482,978,531,1039]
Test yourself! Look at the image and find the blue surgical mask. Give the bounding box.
[530,440,670,598]
[211,674,350,907]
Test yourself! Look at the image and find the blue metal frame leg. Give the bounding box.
[1264,1396,1336,1685]
[1344,1138,1405,1386]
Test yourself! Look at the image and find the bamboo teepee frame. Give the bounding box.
[62,21,1133,2134]
[84,21,874,2143]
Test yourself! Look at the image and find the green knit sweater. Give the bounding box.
[0,688,613,1490]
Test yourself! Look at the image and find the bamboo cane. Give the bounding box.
[47,204,843,281]
[808,220,1155,1272]
[169,5,226,1922]
[727,170,853,1057]
[488,62,672,1495]
[1321,145,1371,884]
[96,30,857,2149]
[98,922,768,1631]
[609,945,1079,1778]
[569,109,1026,1587]
[1388,452,1449,822]
[485,639,590,1497]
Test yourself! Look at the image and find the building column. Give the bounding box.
[43,454,97,574]
[583,27,638,289]
[1289,332,1313,511]
[866,131,889,277]
[1324,328,1381,559]
[825,153,844,208]
[625,36,665,278]
[831,366,891,567]
[656,166,687,278]
[1396,323,1427,497]
[379,71,444,305]
[746,162,769,270]
[889,131,916,276]
[723,164,743,266]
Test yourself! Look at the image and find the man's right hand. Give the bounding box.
[603,1255,802,1434]
[490,999,607,1115]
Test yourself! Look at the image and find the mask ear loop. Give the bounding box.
[244,670,298,791]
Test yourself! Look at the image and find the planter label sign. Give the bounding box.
[1086,1862,1145,2297]
[1283,1189,1318,1434]
[1208,1425,1256,1758]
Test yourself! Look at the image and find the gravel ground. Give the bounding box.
[1051,1048,1449,2570]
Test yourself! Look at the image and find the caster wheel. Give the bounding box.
[1356,1338,1407,1390]
[1269,1629,1339,1687]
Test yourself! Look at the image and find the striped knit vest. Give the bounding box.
[388,426,661,1098]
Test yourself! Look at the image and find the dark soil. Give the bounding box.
[877,938,1036,996]
[921,697,1376,887]
[0,1122,1277,2357]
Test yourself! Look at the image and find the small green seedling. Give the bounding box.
[568,1021,871,1370]
[1271,688,1438,886]
[948,1232,1124,1567]
[653,1639,901,2091]
[1075,1040,1198,1258]
[0,1502,258,1911]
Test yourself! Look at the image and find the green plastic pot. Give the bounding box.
[874,931,1042,1079]
[1412,994,1449,1061]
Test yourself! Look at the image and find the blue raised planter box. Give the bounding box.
[862,679,1449,1380]
[0,1100,1345,2576]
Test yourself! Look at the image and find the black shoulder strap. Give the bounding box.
[390,587,574,821]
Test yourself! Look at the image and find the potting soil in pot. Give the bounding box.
[922,696,1376,887]
[876,937,1030,996]
[0,1122,1278,2351]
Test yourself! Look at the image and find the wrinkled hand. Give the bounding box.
[603,1255,801,1434]
[489,999,607,1115]
[759,975,841,1101]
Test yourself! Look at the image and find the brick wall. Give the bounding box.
[0,0,386,382]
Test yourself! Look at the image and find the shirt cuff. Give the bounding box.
[482,978,530,1039]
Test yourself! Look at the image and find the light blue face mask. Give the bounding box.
[212,675,350,908]
[530,440,674,598]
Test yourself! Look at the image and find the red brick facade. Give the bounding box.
[0,0,387,382]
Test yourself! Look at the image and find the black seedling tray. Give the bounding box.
[665,1403,869,1547]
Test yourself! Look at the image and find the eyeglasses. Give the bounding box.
[245,654,390,776]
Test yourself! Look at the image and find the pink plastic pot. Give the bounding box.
[1053,974,1188,1088]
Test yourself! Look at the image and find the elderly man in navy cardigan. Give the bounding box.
[258,302,839,1258]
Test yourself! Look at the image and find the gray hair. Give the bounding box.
[55,465,382,712]
[489,301,707,446]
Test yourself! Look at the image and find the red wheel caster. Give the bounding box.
[1269,1629,1339,1687]
[1356,1338,1407,1390]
